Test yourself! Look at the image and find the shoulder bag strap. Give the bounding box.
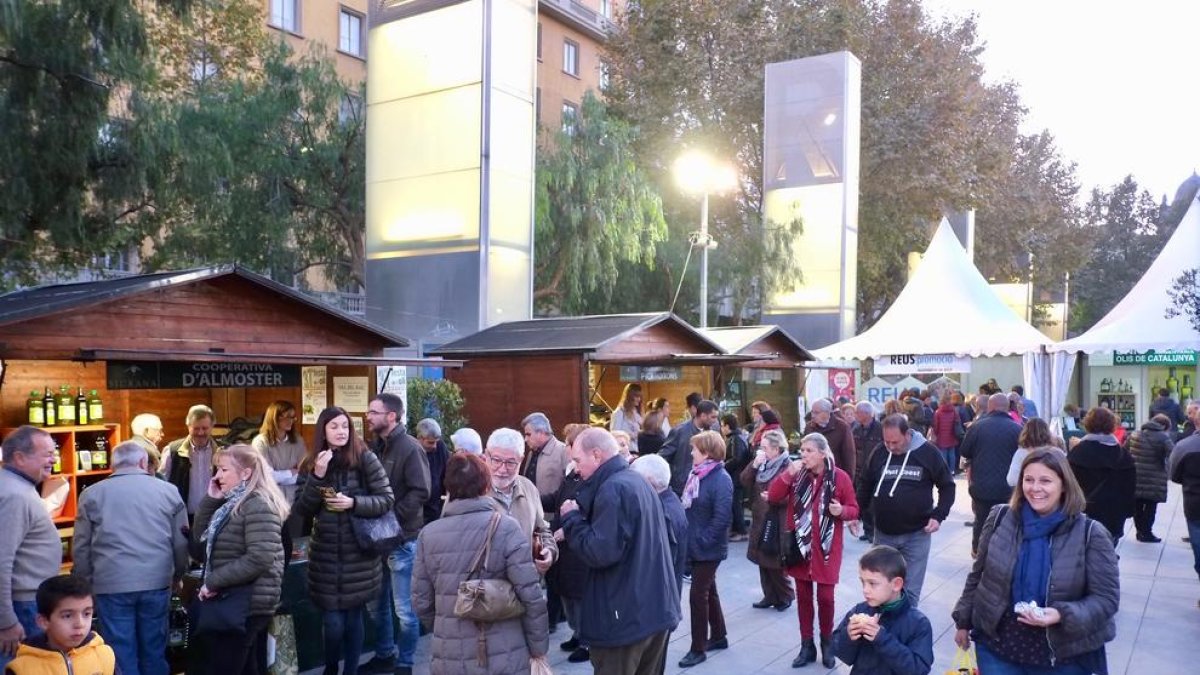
[467,512,502,578]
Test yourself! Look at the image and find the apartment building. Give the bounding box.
[264,0,369,84]
[536,0,620,134]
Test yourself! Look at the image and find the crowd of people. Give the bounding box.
[1,379,1199,675]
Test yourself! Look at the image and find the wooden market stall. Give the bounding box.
[427,313,748,435]
[700,325,814,433]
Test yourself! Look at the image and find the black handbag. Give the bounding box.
[757,506,783,557]
[352,509,403,555]
[191,584,254,635]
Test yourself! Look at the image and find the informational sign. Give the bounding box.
[333,376,370,413]
[1113,350,1197,366]
[875,353,972,375]
[828,368,855,401]
[619,366,683,382]
[376,366,408,426]
[107,361,301,390]
[859,375,926,408]
[301,366,327,424]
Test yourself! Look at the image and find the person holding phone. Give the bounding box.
[294,407,394,675]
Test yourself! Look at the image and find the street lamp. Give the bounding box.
[673,151,737,328]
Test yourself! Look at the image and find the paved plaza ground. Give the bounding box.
[317,475,1200,674]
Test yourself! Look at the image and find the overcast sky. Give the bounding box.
[921,0,1200,201]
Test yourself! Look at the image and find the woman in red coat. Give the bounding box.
[768,432,859,669]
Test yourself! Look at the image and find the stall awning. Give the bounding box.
[78,348,464,369]
[589,353,759,366]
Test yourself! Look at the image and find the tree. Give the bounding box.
[405,378,468,437]
[1166,269,1200,334]
[1070,176,1165,332]
[0,0,188,288]
[534,92,668,315]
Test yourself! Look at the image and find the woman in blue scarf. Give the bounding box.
[952,448,1120,674]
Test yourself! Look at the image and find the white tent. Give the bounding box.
[1052,195,1200,354]
[813,220,1051,360]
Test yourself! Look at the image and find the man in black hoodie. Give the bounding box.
[856,414,955,605]
[958,392,1021,555]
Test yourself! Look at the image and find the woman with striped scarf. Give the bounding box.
[768,432,859,669]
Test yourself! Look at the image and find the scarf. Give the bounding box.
[1010,503,1066,607]
[792,456,836,563]
[202,481,249,579]
[757,453,790,484]
[1080,433,1119,446]
[682,459,720,509]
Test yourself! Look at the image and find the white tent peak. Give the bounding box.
[813,219,1050,360]
[1053,195,1200,353]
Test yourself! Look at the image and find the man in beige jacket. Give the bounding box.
[486,428,558,574]
[521,412,571,509]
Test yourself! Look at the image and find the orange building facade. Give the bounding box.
[263,0,369,84]
[536,0,620,134]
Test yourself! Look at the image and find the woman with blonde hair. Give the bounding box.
[190,443,289,675]
[768,432,858,668]
[252,400,307,502]
[610,384,644,449]
[678,430,734,668]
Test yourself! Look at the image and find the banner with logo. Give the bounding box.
[828,368,855,401]
[875,353,972,375]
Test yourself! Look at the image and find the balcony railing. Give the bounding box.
[540,0,613,39]
[306,290,366,316]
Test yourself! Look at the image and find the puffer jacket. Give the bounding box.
[1127,420,1173,503]
[413,497,548,674]
[191,490,285,617]
[952,504,1120,663]
[684,463,733,562]
[295,450,394,610]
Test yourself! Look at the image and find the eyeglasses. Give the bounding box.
[486,454,520,470]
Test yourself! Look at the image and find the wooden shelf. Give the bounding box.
[75,469,113,477]
[53,516,74,525]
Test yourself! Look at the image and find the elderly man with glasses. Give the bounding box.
[487,428,558,575]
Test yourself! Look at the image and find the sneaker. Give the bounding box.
[568,646,591,663]
[359,655,396,674]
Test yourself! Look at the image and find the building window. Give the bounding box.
[339,9,364,57]
[537,23,542,61]
[563,39,579,77]
[269,0,299,33]
[599,60,610,91]
[562,101,578,136]
[601,0,612,19]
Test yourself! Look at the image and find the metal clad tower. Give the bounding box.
[366,0,537,345]
[762,52,861,349]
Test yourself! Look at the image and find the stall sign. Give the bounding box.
[107,361,301,390]
[1112,350,1197,366]
[619,366,682,382]
[828,369,855,401]
[875,353,971,375]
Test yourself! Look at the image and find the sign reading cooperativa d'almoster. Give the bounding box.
[107,361,302,390]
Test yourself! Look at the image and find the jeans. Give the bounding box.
[0,600,38,669]
[873,529,931,605]
[388,540,419,666]
[1188,519,1200,581]
[368,562,396,660]
[95,588,171,675]
[975,639,1089,675]
[323,607,365,675]
[940,447,957,473]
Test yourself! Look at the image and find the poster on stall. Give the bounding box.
[828,369,856,401]
[301,366,327,424]
[376,366,408,426]
[334,376,370,413]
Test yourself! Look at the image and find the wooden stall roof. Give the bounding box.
[428,313,731,362]
[700,325,815,368]
[0,265,431,362]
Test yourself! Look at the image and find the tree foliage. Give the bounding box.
[534,93,668,315]
[1166,268,1200,334]
[405,378,468,437]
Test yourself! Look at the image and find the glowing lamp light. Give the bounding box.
[823,112,837,126]
[673,151,737,195]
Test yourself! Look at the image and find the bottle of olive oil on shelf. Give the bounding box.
[92,436,109,471]
[52,441,62,474]
[77,440,93,472]
[57,384,76,425]
[75,387,90,425]
[27,391,44,426]
[43,387,57,426]
[1167,368,1179,398]
[88,390,104,423]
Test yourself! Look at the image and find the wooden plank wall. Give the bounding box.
[591,364,713,431]
[446,356,586,440]
[592,322,715,361]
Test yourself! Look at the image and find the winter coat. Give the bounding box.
[412,497,548,674]
[724,434,752,480]
[373,426,431,541]
[1068,439,1136,540]
[545,471,586,599]
[1169,434,1200,521]
[1149,395,1184,427]
[7,632,115,675]
[1127,419,1173,503]
[856,432,956,536]
[767,465,859,584]
[636,431,664,456]
[521,436,570,506]
[959,410,1022,503]
[832,593,934,675]
[851,419,883,486]
[659,489,689,595]
[191,491,285,617]
[953,505,1120,663]
[294,450,395,610]
[805,415,858,478]
[931,404,961,449]
[660,420,707,495]
[684,464,733,562]
[561,456,681,648]
[740,458,791,568]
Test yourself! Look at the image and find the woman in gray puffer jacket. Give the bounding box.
[954,448,1119,674]
[413,452,549,675]
[1126,414,1174,542]
[294,407,394,675]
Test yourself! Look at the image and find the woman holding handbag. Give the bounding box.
[413,452,549,674]
[741,429,794,612]
[294,407,394,675]
[953,448,1120,674]
[191,443,290,675]
[767,432,859,669]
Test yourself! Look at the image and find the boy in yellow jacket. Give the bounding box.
[4,576,115,675]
